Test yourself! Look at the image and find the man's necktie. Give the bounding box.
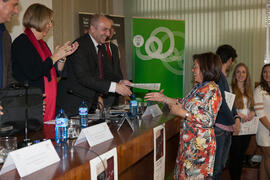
[105,42,113,63]
[97,45,103,79]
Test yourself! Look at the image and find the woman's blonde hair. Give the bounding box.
[23,3,53,32]
[231,63,254,109]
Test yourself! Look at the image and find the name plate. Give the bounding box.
[142,104,163,118]
[117,113,135,132]
[0,140,60,177]
[75,122,114,147]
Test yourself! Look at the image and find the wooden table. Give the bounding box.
[0,112,181,180]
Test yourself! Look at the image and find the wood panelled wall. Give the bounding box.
[52,0,114,46]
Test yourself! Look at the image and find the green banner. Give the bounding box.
[132,18,185,99]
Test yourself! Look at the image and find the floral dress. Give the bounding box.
[174,81,222,180]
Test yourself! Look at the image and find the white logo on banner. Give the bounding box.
[133,27,184,75]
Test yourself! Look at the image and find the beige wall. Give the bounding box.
[6,0,53,50]
[52,0,122,46]
[124,0,267,94]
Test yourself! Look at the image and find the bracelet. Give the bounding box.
[185,112,190,119]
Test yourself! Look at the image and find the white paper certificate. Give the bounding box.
[132,83,161,91]
[153,124,166,180]
[224,91,235,111]
[238,117,259,135]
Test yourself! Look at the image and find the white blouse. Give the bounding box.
[254,85,270,147]
[236,96,250,116]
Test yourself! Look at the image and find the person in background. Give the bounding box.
[98,15,124,108]
[0,106,3,115]
[11,3,78,136]
[56,14,132,116]
[229,63,255,180]
[213,44,241,180]
[145,52,222,179]
[0,0,19,115]
[254,63,270,180]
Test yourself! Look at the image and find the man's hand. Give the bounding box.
[0,105,3,115]
[233,118,241,135]
[98,96,104,110]
[115,83,132,96]
[124,96,131,104]
[119,80,133,86]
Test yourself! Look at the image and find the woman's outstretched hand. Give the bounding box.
[144,89,165,102]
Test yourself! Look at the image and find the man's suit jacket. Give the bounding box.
[56,34,122,116]
[102,42,123,107]
[2,30,14,88]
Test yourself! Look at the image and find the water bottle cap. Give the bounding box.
[33,140,40,144]
[82,100,85,104]
[131,94,135,99]
[59,108,64,113]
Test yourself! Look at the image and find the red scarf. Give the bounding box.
[24,28,57,138]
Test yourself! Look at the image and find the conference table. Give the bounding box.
[0,111,181,180]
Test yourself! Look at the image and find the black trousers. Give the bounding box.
[229,135,251,180]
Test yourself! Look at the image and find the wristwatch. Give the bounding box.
[185,112,189,119]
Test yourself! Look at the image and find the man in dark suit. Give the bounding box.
[101,17,125,108]
[0,0,19,115]
[56,14,132,116]
[0,0,18,88]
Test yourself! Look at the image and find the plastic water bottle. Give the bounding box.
[79,100,88,128]
[130,94,138,117]
[55,108,68,144]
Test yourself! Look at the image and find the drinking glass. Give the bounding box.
[0,136,17,163]
[67,119,80,139]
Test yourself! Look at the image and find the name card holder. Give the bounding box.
[117,113,135,132]
[142,104,163,118]
[0,140,60,177]
[75,122,114,147]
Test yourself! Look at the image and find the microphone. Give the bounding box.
[67,90,104,113]
[8,82,29,89]
[67,89,90,101]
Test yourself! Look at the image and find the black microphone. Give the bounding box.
[23,81,30,147]
[8,82,28,89]
[67,89,91,101]
[67,89,104,117]
[67,89,104,108]
[67,89,103,113]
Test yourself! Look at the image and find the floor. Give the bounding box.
[222,167,259,180]
[166,167,259,180]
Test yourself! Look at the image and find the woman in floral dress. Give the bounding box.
[145,52,222,179]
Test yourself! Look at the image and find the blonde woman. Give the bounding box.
[229,63,255,180]
[12,3,78,137]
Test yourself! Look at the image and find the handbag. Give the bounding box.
[0,85,43,136]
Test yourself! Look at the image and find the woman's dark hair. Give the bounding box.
[193,52,222,83]
[260,63,270,95]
